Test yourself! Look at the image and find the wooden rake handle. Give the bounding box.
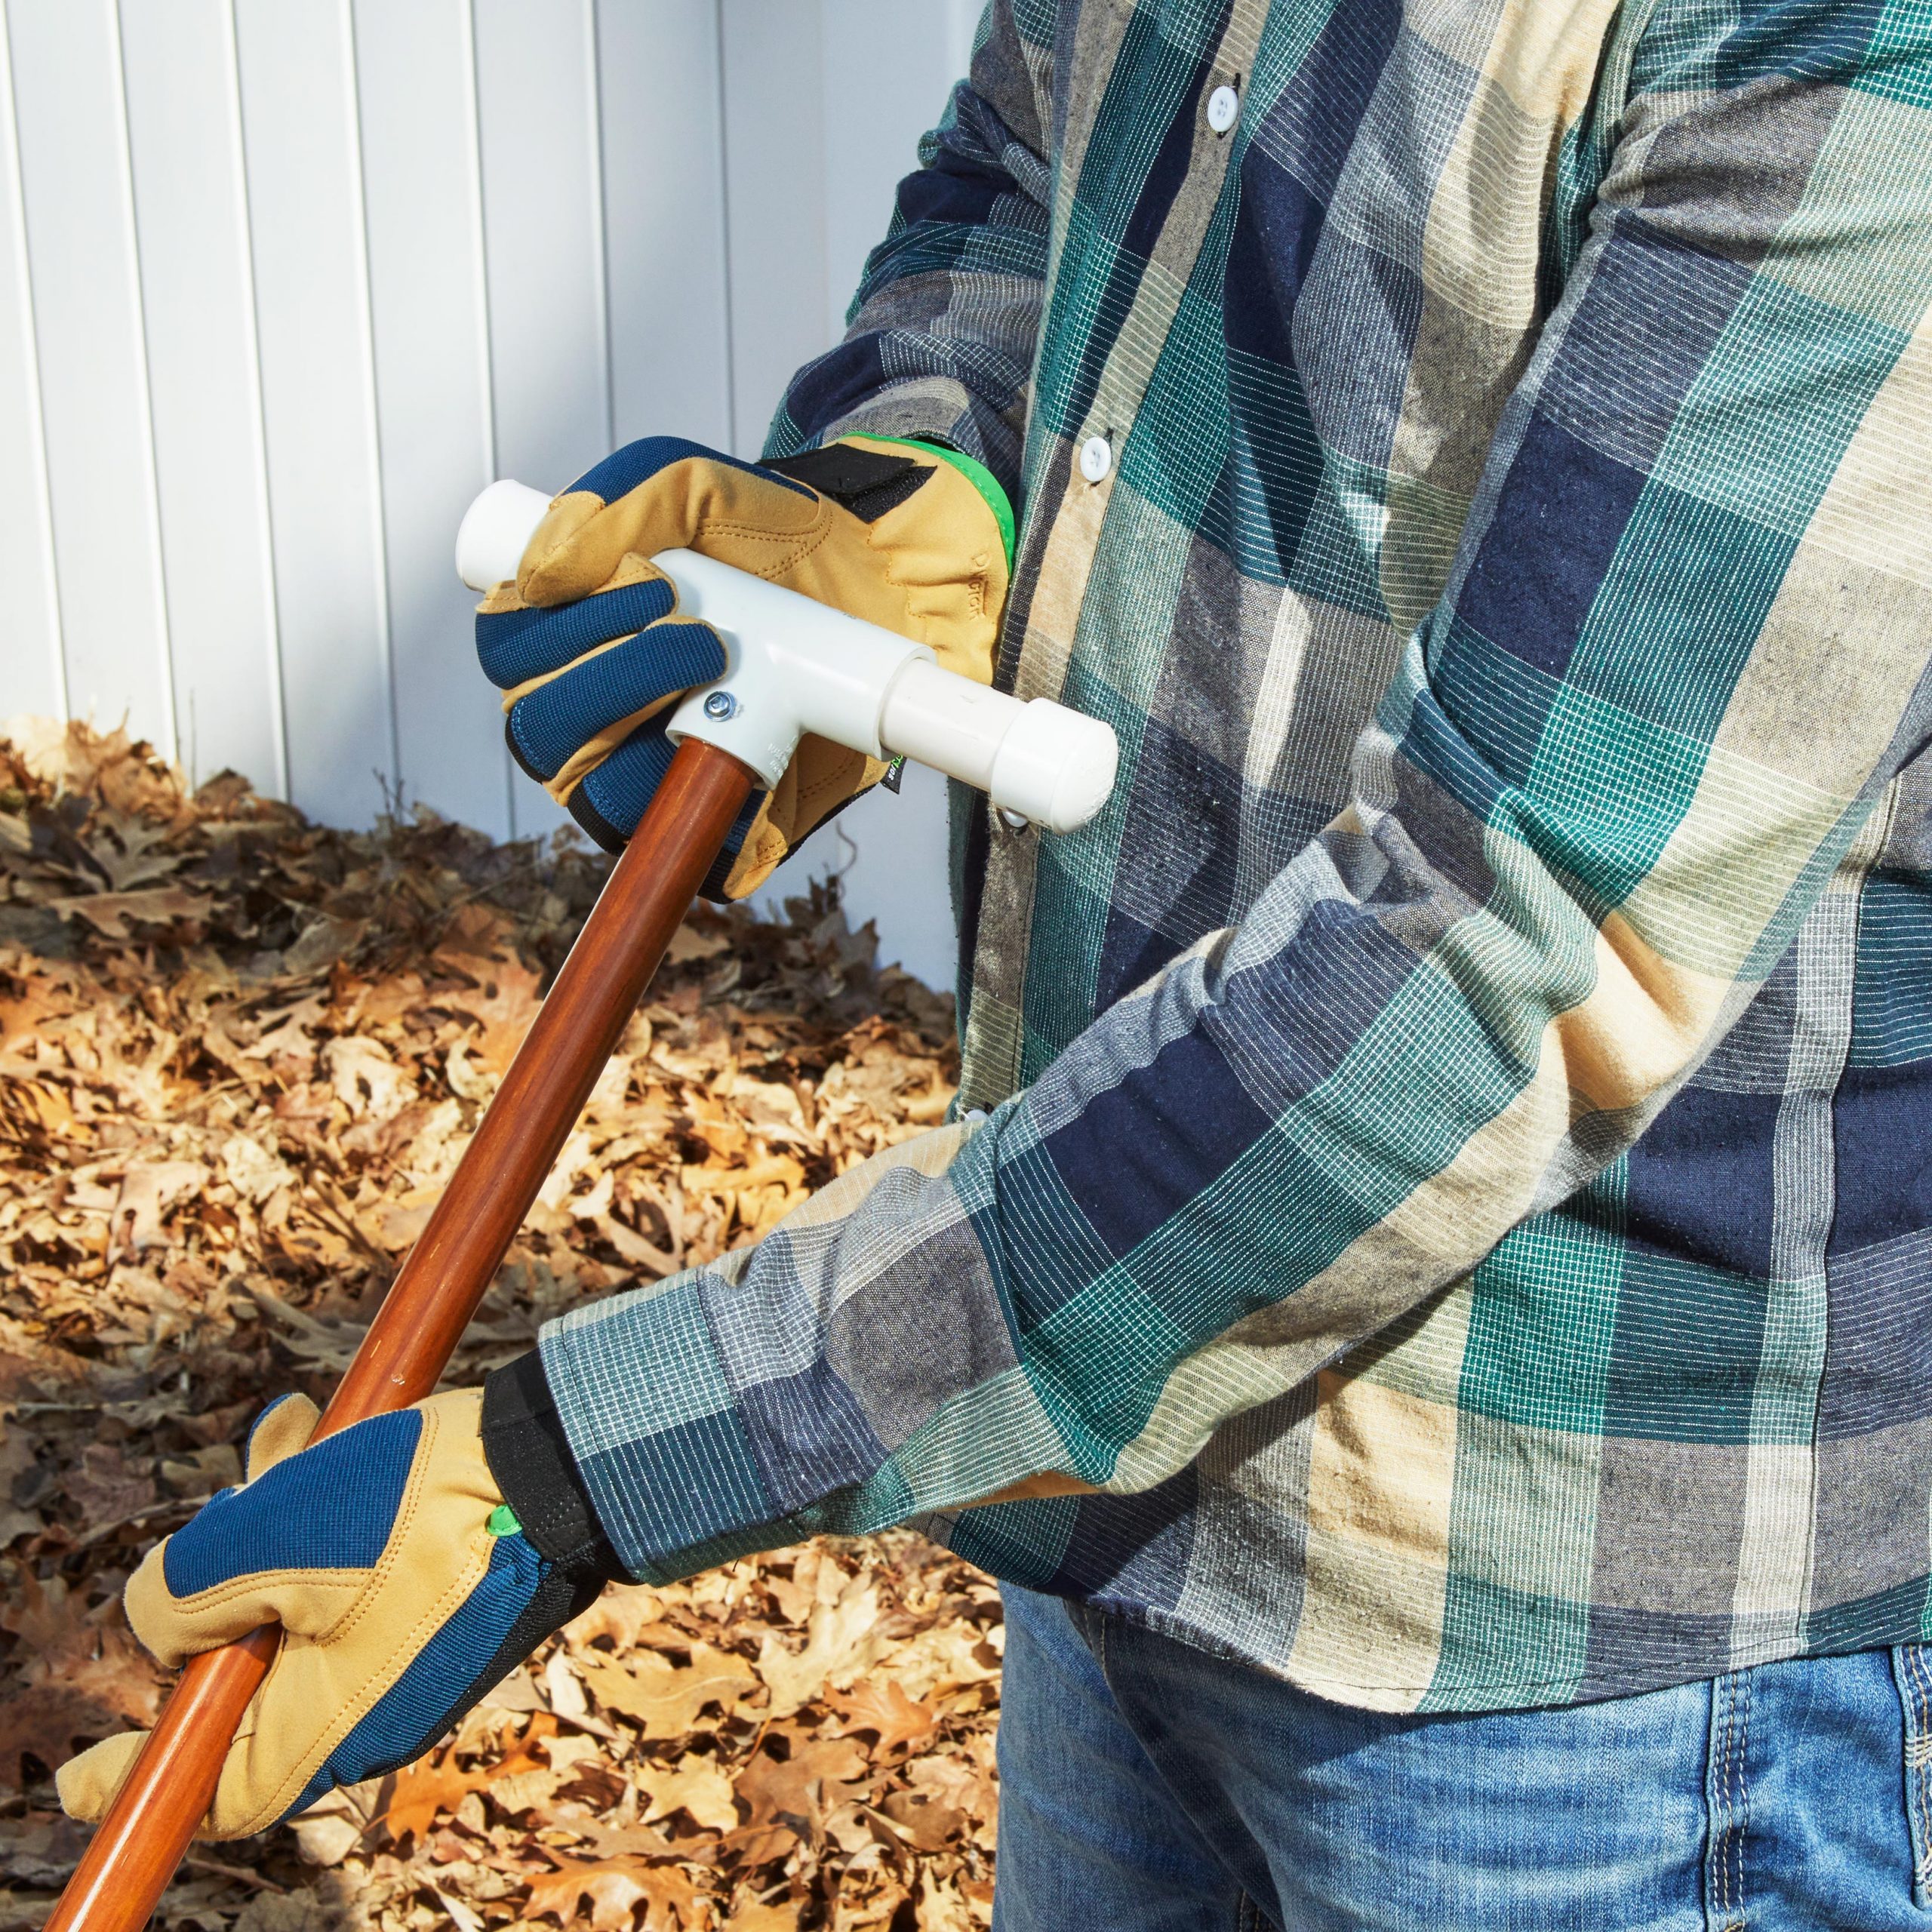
[47,740,756,1932]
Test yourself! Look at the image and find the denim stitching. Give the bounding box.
[1706,1670,1751,1932]
[1732,1672,1754,1932]
[1914,1648,1930,1909]
[1909,1646,1924,1901]
[1895,1644,1932,1909]
[1715,1677,1746,1932]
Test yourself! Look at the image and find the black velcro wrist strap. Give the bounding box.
[481,1351,623,1581]
[764,442,931,522]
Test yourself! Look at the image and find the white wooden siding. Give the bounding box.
[2,0,977,986]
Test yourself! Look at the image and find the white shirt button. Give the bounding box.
[1207,84,1240,135]
[1078,433,1112,483]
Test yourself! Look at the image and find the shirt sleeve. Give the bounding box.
[541,9,1932,1584]
[761,1,1056,507]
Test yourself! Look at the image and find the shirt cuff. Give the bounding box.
[536,1274,824,1584]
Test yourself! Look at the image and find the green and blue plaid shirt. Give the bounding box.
[541,0,1932,1711]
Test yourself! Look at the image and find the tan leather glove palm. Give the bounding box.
[476,432,1013,898]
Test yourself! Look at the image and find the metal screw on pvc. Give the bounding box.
[703,691,737,720]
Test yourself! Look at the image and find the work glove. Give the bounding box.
[475,432,1014,899]
[57,1359,617,1839]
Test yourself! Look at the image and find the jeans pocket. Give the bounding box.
[1891,1645,1932,1910]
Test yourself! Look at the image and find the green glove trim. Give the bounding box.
[861,435,1015,572]
[487,1503,522,1537]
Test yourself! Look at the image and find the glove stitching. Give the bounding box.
[235,1398,496,1835]
[235,1531,495,1839]
[156,1570,365,1652]
[251,1394,449,1654]
[792,755,878,826]
[321,1392,452,1649]
[864,463,1001,642]
[517,493,605,588]
[693,515,833,583]
[487,549,666,623]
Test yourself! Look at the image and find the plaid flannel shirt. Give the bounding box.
[542,0,1932,1712]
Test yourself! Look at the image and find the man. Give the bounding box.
[63,2,1932,1924]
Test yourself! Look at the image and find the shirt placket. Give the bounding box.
[959,0,1272,1111]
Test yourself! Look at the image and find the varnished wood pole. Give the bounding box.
[46,739,756,1932]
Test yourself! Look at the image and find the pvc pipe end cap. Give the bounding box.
[1047,711,1121,832]
[989,702,1119,835]
[457,478,554,592]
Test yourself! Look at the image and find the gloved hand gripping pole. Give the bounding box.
[46,740,755,1932]
[47,484,1118,1932]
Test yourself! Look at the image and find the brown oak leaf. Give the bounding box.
[63,1441,158,1534]
[904,1749,997,1824]
[521,1854,697,1932]
[1,1570,165,1731]
[47,884,211,940]
[576,1642,758,1739]
[492,1730,606,1816]
[915,1866,980,1932]
[726,1901,802,1930]
[826,1678,939,1756]
[632,1755,737,1832]
[881,1792,968,1853]
[755,1576,886,1718]
[382,1717,558,1843]
[564,1580,675,1654]
[109,1160,211,1256]
[0,1685,122,1789]
[734,1734,870,1851]
[440,952,544,1079]
[382,1752,493,1847]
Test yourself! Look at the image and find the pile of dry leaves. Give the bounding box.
[0,719,1000,1930]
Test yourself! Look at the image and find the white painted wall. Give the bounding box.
[1,0,978,989]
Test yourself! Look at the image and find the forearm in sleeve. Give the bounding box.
[765,1,1056,504]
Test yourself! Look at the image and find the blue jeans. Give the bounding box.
[994,1583,1932,1931]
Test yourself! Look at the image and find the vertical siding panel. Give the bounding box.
[119,0,281,791]
[943,0,983,80]
[595,0,732,451]
[583,0,614,452]
[472,0,609,494]
[819,1,959,346]
[6,0,171,745]
[472,0,608,840]
[718,0,827,459]
[344,5,398,798]
[464,0,512,838]
[232,0,391,826]
[353,0,509,839]
[752,758,961,989]
[0,11,62,720]
[742,1,963,988]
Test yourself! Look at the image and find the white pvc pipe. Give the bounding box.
[456,478,1118,835]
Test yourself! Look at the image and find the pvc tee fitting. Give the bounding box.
[457,478,1118,836]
